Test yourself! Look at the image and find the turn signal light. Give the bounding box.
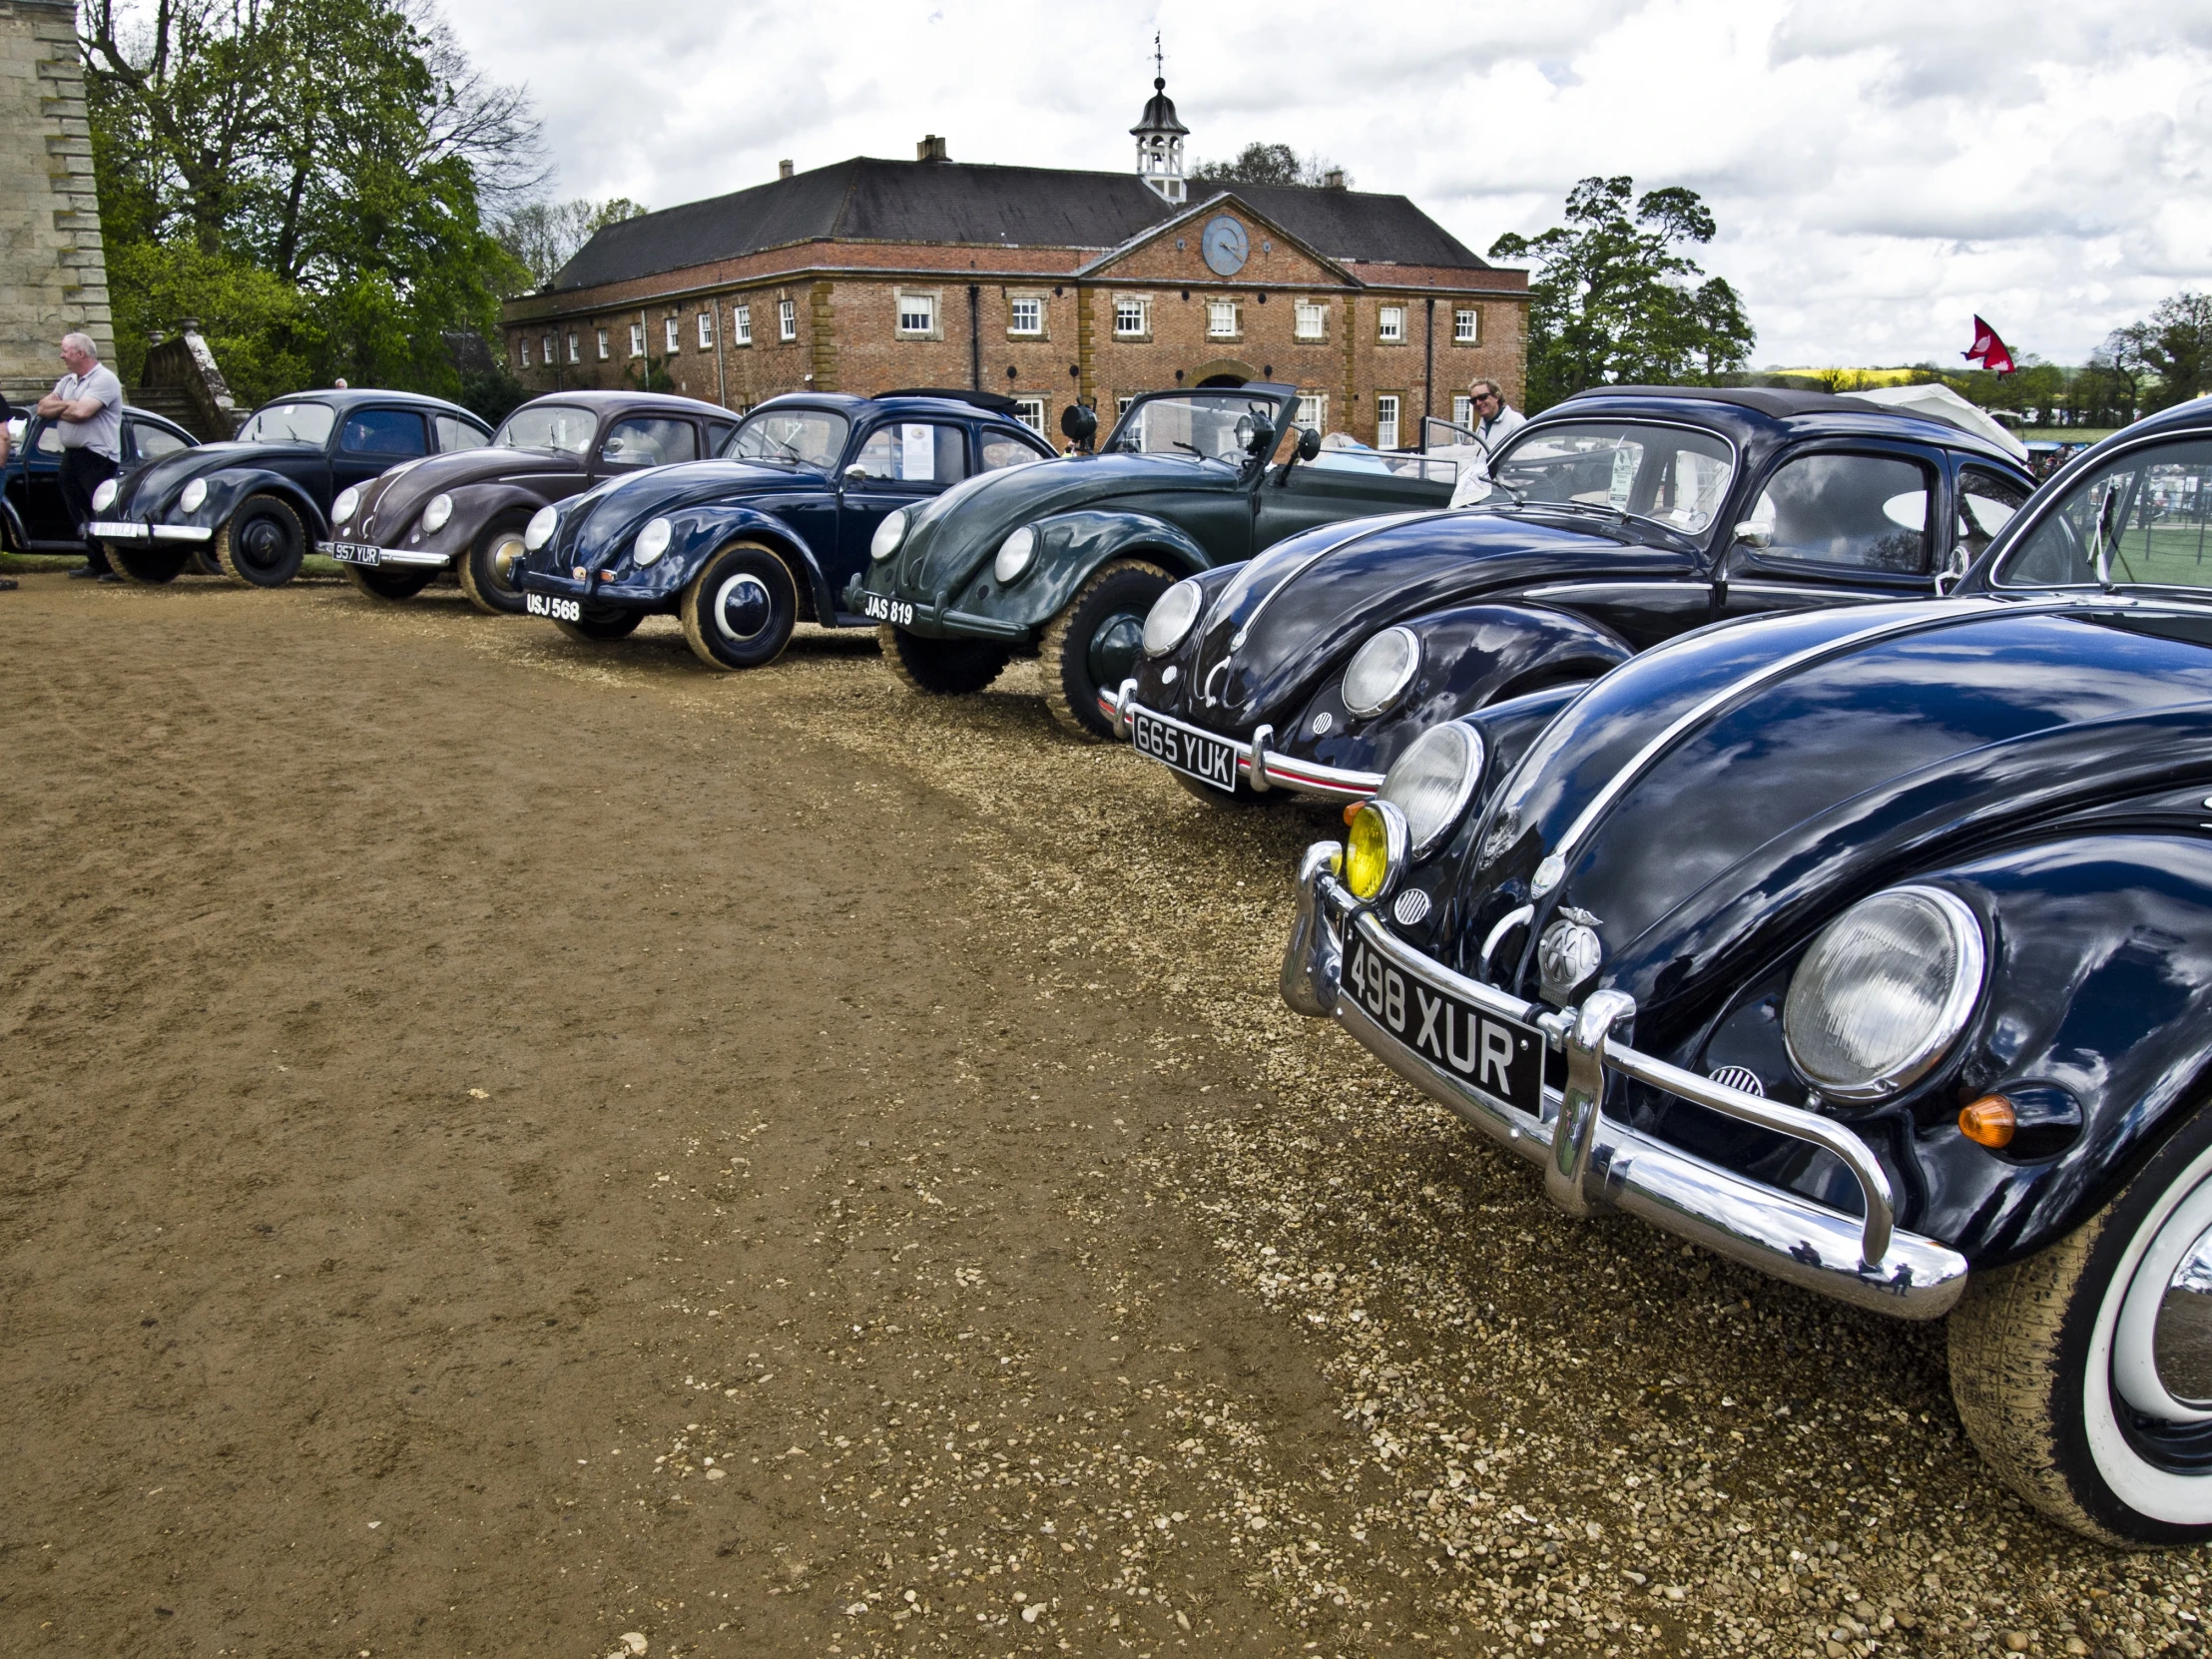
[1959,1095,2016,1149]
[1344,803,1362,827]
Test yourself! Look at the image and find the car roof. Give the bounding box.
[244,387,488,423]
[2121,393,2212,442]
[1553,385,2028,468]
[746,389,1047,424]
[509,390,734,418]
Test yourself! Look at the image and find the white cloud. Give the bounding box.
[440,0,2212,365]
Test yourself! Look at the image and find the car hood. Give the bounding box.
[890,450,1243,596]
[1453,596,2212,1022]
[121,440,316,510]
[1187,505,1676,725]
[349,447,572,539]
[549,458,815,565]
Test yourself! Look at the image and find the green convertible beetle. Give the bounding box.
[845,382,1458,738]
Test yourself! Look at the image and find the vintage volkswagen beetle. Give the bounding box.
[91,388,491,587]
[321,390,735,612]
[517,390,1051,669]
[849,383,1458,738]
[1116,386,2034,803]
[5,403,196,557]
[1280,393,2212,1543]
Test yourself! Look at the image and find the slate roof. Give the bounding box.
[551,158,1489,293]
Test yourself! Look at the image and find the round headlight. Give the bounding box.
[1342,800,1409,904]
[331,485,359,524]
[993,525,1038,584]
[1782,885,1986,1103]
[179,477,208,513]
[524,504,559,551]
[1377,722,1486,857]
[92,478,118,512]
[1143,578,1204,658]
[635,517,673,565]
[421,492,453,533]
[1343,626,1420,720]
[870,508,908,561]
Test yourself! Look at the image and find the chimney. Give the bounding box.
[778,158,794,180]
[917,134,948,162]
[1323,168,1346,190]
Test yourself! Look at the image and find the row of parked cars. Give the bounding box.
[61,370,2212,1545]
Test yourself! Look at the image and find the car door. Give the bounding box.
[1253,445,1456,551]
[18,419,75,544]
[330,407,431,505]
[1715,444,1944,624]
[836,419,970,570]
[1945,461,2033,589]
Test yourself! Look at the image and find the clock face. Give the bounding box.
[1201,215,1250,276]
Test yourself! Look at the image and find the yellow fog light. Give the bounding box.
[1343,801,1408,903]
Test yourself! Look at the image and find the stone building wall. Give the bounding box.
[0,0,112,405]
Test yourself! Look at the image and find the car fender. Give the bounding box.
[197,466,328,539]
[616,500,833,619]
[972,509,1214,632]
[398,480,568,560]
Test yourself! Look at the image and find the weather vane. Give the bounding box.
[1153,31,1163,82]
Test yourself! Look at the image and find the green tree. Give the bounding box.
[493,197,648,294]
[1488,176,1755,411]
[1189,142,1348,190]
[2104,293,2212,413]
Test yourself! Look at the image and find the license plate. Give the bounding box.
[1344,926,1547,1118]
[860,592,915,626]
[526,592,582,623]
[327,541,381,566]
[1131,708,1241,793]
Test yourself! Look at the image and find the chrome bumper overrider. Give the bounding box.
[317,542,448,568]
[89,521,212,543]
[1105,683,1386,802]
[1282,843,1968,1318]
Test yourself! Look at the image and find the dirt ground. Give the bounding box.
[1,571,2206,1659]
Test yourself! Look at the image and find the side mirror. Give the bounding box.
[1731,521,1772,551]
[1296,426,1323,462]
[1060,404,1098,445]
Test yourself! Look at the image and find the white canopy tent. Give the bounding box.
[1842,382,2029,463]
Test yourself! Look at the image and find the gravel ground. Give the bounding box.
[4,574,2208,1657]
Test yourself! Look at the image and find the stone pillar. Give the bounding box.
[0,0,112,404]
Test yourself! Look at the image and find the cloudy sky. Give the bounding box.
[442,0,2212,369]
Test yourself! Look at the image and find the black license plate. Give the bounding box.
[1131,709,1240,794]
[1344,926,1547,1118]
[328,541,381,566]
[526,592,582,623]
[860,592,915,626]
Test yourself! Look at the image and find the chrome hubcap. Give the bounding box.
[714,573,773,642]
[491,535,525,587]
[2116,1198,2212,1425]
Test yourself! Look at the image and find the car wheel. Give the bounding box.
[214,494,307,588]
[679,542,798,671]
[458,513,531,616]
[878,624,1011,696]
[342,563,437,601]
[1950,1103,2212,1544]
[553,606,644,644]
[107,542,188,584]
[1040,559,1171,740]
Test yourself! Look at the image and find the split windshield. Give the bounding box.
[1997,436,2212,593]
[1488,420,1736,535]
[1106,392,1282,464]
[495,403,596,456]
[237,402,336,446]
[724,408,850,470]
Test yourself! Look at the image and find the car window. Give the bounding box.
[339,408,428,457]
[1999,437,2212,591]
[979,429,1047,473]
[1742,452,1932,573]
[436,415,487,452]
[1956,467,2029,564]
[705,420,737,451]
[725,408,849,470]
[849,422,968,484]
[1490,421,1736,533]
[600,417,697,468]
[238,402,337,445]
[132,421,191,462]
[35,422,63,455]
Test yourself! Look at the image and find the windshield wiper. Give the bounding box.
[1172,441,1233,467]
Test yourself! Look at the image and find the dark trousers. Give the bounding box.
[60,447,119,570]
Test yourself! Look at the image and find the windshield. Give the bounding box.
[724,407,849,470]
[1488,420,1736,534]
[495,403,595,456]
[238,402,337,446]
[1997,436,2212,592]
[1106,392,1283,463]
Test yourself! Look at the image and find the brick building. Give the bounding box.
[498,78,1526,449]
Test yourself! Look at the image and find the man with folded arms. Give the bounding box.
[37,331,124,582]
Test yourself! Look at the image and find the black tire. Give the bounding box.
[1171,770,1268,809]
[214,494,307,588]
[107,542,188,585]
[189,545,224,577]
[342,562,437,601]
[1040,558,1171,740]
[553,606,645,644]
[679,542,798,671]
[879,624,1011,696]
[1949,1103,2212,1544]
[458,512,531,616]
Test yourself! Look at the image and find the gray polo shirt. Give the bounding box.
[52,363,123,460]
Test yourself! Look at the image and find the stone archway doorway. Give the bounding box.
[1188,357,1260,387]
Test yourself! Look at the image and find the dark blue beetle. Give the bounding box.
[516,390,1053,669]
[1283,394,2212,1543]
[3,403,197,557]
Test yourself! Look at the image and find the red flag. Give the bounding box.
[1962,314,2016,376]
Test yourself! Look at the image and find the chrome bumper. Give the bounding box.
[1105,682,1386,802]
[318,542,448,568]
[1282,843,1968,1319]
[90,520,212,543]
